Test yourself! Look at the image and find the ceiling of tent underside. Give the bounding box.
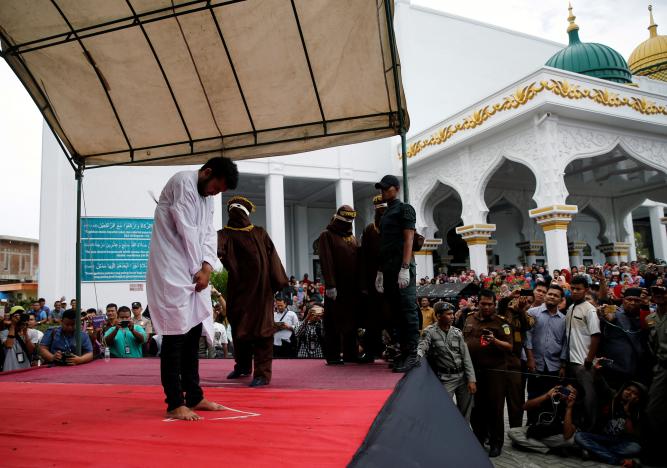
[0,0,409,167]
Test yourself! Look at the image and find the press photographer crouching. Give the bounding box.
[40,309,94,366]
[0,306,35,371]
[508,384,581,455]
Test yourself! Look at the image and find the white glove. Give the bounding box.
[375,271,384,293]
[398,267,410,289]
[325,288,338,300]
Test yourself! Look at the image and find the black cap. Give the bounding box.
[131,301,142,309]
[375,175,400,190]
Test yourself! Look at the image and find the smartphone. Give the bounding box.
[559,386,571,397]
[520,289,534,297]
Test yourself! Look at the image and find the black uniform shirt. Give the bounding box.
[379,198,416,272]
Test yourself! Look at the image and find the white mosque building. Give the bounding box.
[39,1,667,307]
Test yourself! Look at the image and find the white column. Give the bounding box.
[335,178,355,235]
[529,205,578,272]
[294,205,310,277]
[335,178,354,208]
[415,252,434,279]
[455,224,496,275]
[265,174,286,266]
[649,205,667,261]
[468,243,489,275]
[543,228,570,271]
[624,213,638,262]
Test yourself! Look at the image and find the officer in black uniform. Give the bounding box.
[374,175,420,373]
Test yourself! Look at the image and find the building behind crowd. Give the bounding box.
[0,235,39,300]
[39,1,667,307]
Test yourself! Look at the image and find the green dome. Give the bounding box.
[546,7,632,84]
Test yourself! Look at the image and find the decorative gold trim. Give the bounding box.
[404,79,667,159]
[466,238,490,246]
[413,251,433,256]
[338,209,357,218]
[542,222,571,231]
[223,224,255,232]
[529,205,577,216]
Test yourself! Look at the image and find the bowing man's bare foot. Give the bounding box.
[190,398,226,411]
[166,405,201,421]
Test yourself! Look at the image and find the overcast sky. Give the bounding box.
[0,0,662,239]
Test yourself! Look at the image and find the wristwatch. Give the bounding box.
[401,263,409,269]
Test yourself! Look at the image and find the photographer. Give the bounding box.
[0,307,35,371]
[40,309,93,366]
[507,384,580,454]
[295,304,325,359]
[104,306,146,358]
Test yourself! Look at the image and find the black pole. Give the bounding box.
[75,165,83,354]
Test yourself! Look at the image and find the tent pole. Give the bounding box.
[384,0,409,202]
[400,131,408,202]
[74,164,83,354]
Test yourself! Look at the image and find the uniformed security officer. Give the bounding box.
[418,301,477,422]
[374,175,420,373]
[463,289,513,458]
[643,285,667,465]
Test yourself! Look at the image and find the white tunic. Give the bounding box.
[146,171,222,337]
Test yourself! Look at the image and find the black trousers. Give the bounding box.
[471,368,506,448]
[160,323,204,412]
[383,266,419,351]
[234,336,273,382]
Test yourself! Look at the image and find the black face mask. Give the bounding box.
[327,217,353,237]
[227,208,252,229]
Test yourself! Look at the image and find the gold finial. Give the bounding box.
[648,4,658,38]
[567,2,579,33]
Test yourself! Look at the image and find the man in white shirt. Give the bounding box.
[560,275,601,430]
[147,156,238,421]
[273,297,299,358]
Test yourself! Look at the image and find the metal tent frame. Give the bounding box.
[0,0,410,352]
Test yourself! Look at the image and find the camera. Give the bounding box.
[120,320,131,328]
[558,386,570,397]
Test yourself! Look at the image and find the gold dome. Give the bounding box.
[629,5,667,81]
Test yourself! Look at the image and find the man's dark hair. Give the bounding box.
[86,308,97,314]
[27,312,36,319]
[534,280,548,289]
[275,296,287,304]
[571,275,589,288]
[106,303,117,310]
[478,289,496,302]
[38,298,45,302]
[547,284,565,297]
[201,156,239,190]
[62,309,76,321]
[117,306,131,315]
[433,301,453,316]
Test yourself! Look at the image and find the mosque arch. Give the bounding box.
[477,154,539,218]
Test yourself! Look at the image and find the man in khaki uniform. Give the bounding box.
[463,289,513,458]
[418,301,476,421]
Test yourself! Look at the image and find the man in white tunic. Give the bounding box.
[147,156,238,421]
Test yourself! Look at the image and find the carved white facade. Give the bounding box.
[406,67,667,275]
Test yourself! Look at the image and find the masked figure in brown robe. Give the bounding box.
[218,196,288,387]
[359,195,388,362]
[318,205,360,365]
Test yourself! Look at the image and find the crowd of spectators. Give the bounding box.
[416,260,666,466]
[1,261,665,465]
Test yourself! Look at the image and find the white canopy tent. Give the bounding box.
[0,0,410,351]
[0,0,409,167]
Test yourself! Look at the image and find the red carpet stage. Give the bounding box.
[0,360,400,467]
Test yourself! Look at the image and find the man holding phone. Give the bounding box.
[104,306,147,358]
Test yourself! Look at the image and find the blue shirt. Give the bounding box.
[525,304,566,372]
[41,327,93,355]
[35,310,48,322]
